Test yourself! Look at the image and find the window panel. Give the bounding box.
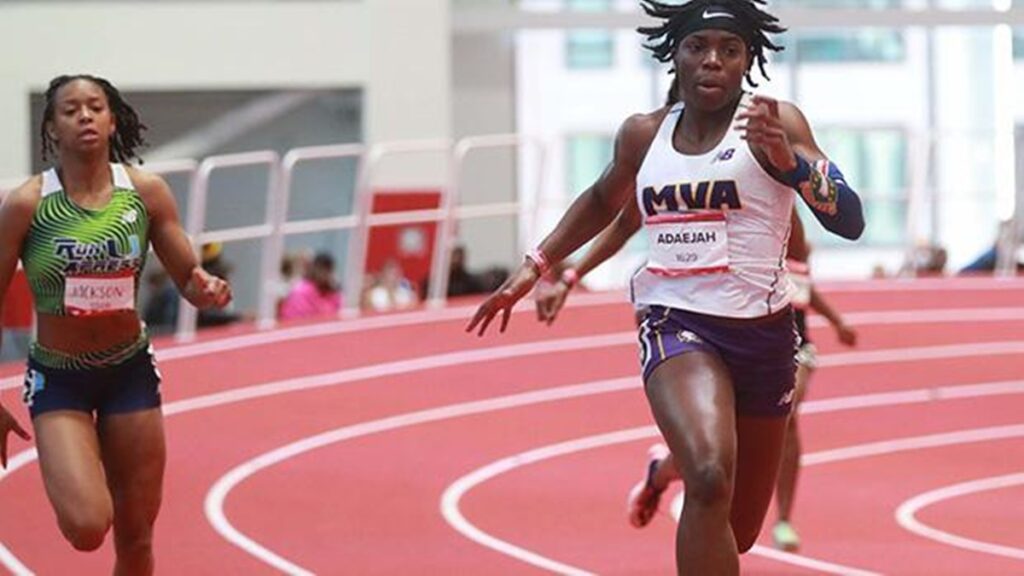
[775,29,906,63]
[565,0,614,69]
[566,134,613,195]
[801,128,908,247]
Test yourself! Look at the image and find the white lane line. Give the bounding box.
[0,543,32,576]
[203,347,1024,576]
[205,378,638,576]
[0,333,633,483]
[816,277,1024,292]
[5,301,1024,392]
[442,428,655,576]
[2,327,1024,569]
[442,426,880,576]
[446,412,1024,576]
[0,292,628,392]
[896,472,1024,561]
[212,378,1024,575]
[9,335,1021,483]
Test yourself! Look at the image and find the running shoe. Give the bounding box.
[627,443,671,528]
[773,521,801,552]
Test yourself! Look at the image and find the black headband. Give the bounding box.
[677,5,753,47]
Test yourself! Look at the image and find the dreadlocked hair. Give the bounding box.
[41,74,148,164]
[638,0,785,92]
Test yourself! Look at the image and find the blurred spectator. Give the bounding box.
[960,219,1023,274]
[363,259,418,312]
[447,245,485,297]
[274,250,312,315]
[444,244,510,298]
[143,269,179,334]
[280,251,342,320]
[901,242,947,277]
[197,242,244,327]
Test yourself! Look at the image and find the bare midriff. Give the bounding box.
[36,311,143,354]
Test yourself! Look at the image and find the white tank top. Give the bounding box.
[630,94,795,318]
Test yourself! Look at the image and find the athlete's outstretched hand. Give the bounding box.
[467,262,541,336]
[735,95,797,173]
[0,404,31,469]
[834,322,857,347]
[184,267,232,310]
[535,279,571,326]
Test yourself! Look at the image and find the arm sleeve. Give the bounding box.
[785,154,865,241]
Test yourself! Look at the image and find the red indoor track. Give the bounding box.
[1,277,1023,575]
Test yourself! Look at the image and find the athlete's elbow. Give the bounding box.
[840,215,865,240]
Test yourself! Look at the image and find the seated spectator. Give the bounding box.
[363,259,418,312]
[444,244,509,298]
[198,242,244,327]
[274,250,312,315]
[447,245,485,297]
[280,251,342,320]
[143,269,179,334]
[901,242,947,277]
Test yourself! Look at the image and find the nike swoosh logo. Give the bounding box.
[703,9,734,19]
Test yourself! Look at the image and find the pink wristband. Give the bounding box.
[525,249,551,276]
[560,268,579,289]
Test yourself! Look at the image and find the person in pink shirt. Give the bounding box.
[279,252,341,320]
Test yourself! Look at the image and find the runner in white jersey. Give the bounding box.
[631,90,794,318]
[469,1,864,573]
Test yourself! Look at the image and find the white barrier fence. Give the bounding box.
[1,130,1018,343]
[0,134,547,343]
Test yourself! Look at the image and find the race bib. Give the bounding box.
[65,270,135,316]
[646,213,729,277]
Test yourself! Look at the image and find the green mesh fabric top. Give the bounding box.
[20,164,150,316]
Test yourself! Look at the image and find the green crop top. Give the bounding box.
[20,164,150,316]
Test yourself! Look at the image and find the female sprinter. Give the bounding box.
[0,74,231,575]
[468,1,864,573]
[536,208,859,552]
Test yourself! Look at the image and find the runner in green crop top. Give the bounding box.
[0,75,232,575]
[21,162,150,318]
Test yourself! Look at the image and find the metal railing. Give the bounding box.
[149,135,546,338]
[342,139,452,317]
[427,134,546,307]
[175,151,281,342]
[277,143,366,324]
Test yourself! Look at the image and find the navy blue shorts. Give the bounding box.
[22,345,162,419]
[638,305,797,417]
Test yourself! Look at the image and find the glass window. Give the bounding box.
[775,0,902,6]
[566,134,613,195]
[775,29,906,63]
[801,128,908,247]
[566,0,614,69]
[1014,30,1023,60]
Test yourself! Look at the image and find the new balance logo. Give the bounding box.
[714,148,736,163]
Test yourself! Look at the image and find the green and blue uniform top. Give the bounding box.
[21,164,150,318]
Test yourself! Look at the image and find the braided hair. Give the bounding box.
[41,74,147,164]
[639,0,785,100]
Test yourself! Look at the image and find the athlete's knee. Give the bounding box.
[59,511,112,551]
[733,512,765,549]
[685,461,733,506]
[735,527,760,554]
[115,526,155,558]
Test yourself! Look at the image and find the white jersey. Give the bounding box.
[630,94,795,318]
